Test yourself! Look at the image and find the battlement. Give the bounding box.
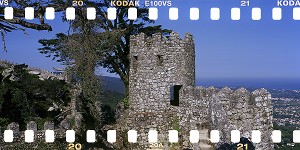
[0,121,70,144]
[130,31,194,56]
[0,121,72,149]
[180,86,271,107]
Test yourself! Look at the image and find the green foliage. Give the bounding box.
[171,116,181,132]
[0,64,71,129]
[123,96,129,109]
[0,117,8,127]
[35,2,173,144]
[37,1,172,101]
[35,118,47,130]
[70,117,75,128]
[274,124,300,149]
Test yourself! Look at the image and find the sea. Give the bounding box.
[196,78,300,90]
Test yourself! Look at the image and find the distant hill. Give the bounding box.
[99,76,125,94]
[99,76,300,100]
[98,76,125,124]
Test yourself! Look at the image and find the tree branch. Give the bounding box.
[0,17,52,31]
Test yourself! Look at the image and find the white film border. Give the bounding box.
[3,7,300,21]
[1,129,300,143]
[1,5,300,145]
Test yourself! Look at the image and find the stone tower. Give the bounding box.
[129,31,195,112]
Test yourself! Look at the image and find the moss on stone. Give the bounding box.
[171,116,181,132]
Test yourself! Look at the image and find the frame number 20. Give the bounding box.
[67,143,82,150]
[72,0,84,6]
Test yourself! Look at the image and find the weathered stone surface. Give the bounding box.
[113,32,274,150]
[0,59,67,81]
[59,119,70,130]
[44,121,55,130]
[27,121,37,131]
[7,122,19,132]
[0,121,67,148]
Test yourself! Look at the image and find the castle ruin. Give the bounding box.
[114,32,274,150]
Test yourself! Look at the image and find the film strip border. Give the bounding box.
[3,7,300,21]
[2,129,300,143]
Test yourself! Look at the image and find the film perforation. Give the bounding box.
[86,130,96,143]
[107,7,117,20]
[272,7,282,20]
[66,130,75,143]
[168,130,179,143]
[66,7,76,20]
[128,130,138,143]
[148,130,158,143]
[24,7,34,20]
[210,130,220,143]
[86,7,96,20]
[4,7,13,20]
[45,7,55,20]
[189,130,199,143]
[190,8,199,20]
[45,130,55,143]
[210,8,220,20]
[3,7,300,21]
[24,130,34,143]
[128,7,137,20]
[272,130,282,143]
[107,130,116,143]
[231,8,240,20]
[293,7,300,20]
[149,7,158,20]
[3,129,300,143]
[169,7,178,20]
[251,130,261,143]
[294,130,300,143]
[231,130,240,143]
[252,8,262,20]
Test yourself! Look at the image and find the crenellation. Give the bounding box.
[26,121,37,131]
[168,31,182,43]
[0,121,69,148]
[120,32,274,149]
[44,121,55,130]
[183,32,193,42]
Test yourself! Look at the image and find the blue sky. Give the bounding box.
[1,0,300,82]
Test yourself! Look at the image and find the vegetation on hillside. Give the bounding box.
[0,64,71,130]
[274,123,300,149]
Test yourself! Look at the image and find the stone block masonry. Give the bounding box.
[111,31,274,150]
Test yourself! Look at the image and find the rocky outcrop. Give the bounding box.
[0,59,66,81]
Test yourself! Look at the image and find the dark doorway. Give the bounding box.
[170,85,182,106]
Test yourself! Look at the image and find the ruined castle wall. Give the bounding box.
[251,89,273,150]
[0,121,68,149]
[178,86,213,150]
[208,87,273,150]
[173,86,273,150]
[119,32,274,150]
[183,33,195,87]
[0,59,66,80]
